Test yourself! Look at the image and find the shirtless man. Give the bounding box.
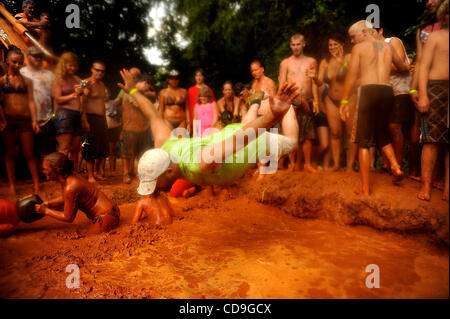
[340,20,410,195]
[119,74,153,184]
[81,61,109,183]
[374,26,419,178]
[417,0,449,201]
[279,34,320,172]
[159,70,190,132]
[250,61,277,116]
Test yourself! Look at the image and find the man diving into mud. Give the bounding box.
[117,69,302,199]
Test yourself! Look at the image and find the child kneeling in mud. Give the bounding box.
[132,191,174,225]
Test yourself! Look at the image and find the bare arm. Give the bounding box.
[389,38,408,72]
[40,186,79,223]
[199,83,299,172]
[184,90,191,127]
[278,60,288,86]
[340,46,361,121]
[132,200,146,223]
[25,78,40,133]
[311,59,320,114]
[391,43,410,73]
[410,30,423,91]
[211,101,219,127]
[417,34,437,113]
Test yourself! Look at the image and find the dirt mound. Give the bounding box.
[241,170,449,245]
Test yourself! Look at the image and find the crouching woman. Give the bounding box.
[35,152,120,233]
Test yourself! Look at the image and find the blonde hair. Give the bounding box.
[349,20,374,35]
[437,0,449,25]
[55,52,78,81]
[290,33,305,43]
[197,86,212,103]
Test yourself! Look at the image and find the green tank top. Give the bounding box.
[161,124,269,185]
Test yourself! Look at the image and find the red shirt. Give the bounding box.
[188,85,215,122]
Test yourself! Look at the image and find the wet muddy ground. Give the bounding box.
[0,170,448,299]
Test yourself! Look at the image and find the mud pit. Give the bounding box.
[0,170,448,299]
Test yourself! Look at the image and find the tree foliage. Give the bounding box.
[155,0,425,94]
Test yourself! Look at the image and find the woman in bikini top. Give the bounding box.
[35,152,120,234]
[0,47,40,196]
[159,73,189,130]
[317,35,357,172]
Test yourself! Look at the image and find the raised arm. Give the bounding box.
[199,83,299,172]
[118,69,172,147]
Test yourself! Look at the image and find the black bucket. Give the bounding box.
[16,194,45,223]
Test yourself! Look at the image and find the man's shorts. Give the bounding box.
[421,80,449,144]
[389,94,415,124]
[296,100,316,143]
[54,108,83,136]
[121,130,152,158]
[82,114,109,161]
[355,84,393,148]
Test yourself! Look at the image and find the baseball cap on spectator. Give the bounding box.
[27,46,44,57]
[168,69,180,78]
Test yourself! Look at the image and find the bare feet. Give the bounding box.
[304,164,318,173]
[328,165,340,173]
[354,184,370,196]
[417,185,431,201]
[88,176,97,184]
[391,166,404,184]
[94,174,106,181]
[409,175,421,182]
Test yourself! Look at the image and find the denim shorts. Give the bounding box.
[54,108,83,136]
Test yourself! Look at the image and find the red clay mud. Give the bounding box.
[0,170,448,299]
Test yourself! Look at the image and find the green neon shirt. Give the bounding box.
[161,124,269,185]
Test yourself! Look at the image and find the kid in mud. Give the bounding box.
[34,152,120,233]
[132,192,174,226]
[116,69,302,204]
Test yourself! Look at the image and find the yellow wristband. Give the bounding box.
[129,88,138,96]
[43,201,48,206]
[313,101,319,105]
[409,89,417,94]
[341,99,349,105]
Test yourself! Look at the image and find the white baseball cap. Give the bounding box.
[137,149,171,195]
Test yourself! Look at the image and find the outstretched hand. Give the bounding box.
[270,83,299,117]
[117,69,137,94]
